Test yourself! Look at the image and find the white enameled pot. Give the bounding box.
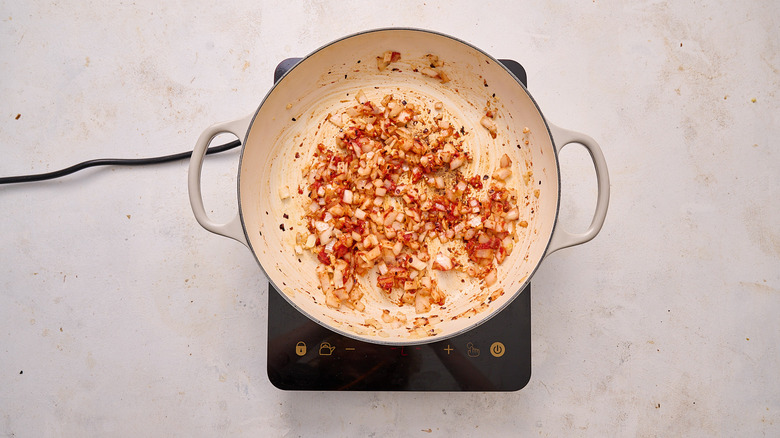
[188,28,609,345]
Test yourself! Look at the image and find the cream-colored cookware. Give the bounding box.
[188,28,609,345]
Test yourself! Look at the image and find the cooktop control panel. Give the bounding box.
[266,282,531,391]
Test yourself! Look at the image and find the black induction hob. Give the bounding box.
[266,58,531,391]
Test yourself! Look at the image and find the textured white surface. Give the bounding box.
[1,0,778,436]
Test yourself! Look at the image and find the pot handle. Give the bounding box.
[545,123,610,255]
[187,114,254,248]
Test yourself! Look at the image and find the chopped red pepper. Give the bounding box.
[317,250,330,266]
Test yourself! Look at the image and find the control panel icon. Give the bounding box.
[466,342,480,358]
[490,342,506,358]
[295,341,307,356]
[319,342,336,356]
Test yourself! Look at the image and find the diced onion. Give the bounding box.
[355,89,368,104]
[450,156,465,170]
[384,211,397,226]
[475,249,493,259]
[415,293,431,314]
[493,168,512,181]
[365,246,381,261]
[319,229,333,245]
[333,268,344,288]
[410,256,427,271]
[485,269,497,287]
[314,221,330,232]
[433,253,453,271]
[343,189,353,204]
[324,239,336,253]
[500,154,511,168]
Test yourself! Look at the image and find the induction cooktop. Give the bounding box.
[266,58,531,391]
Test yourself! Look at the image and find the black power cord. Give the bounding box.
[0,140,241,185]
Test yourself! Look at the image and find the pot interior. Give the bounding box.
[238,29,559,344]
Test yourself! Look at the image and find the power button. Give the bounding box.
[490,342,506,358]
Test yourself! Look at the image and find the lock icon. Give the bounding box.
[295,341,307,356]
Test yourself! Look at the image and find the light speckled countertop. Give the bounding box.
[1,1,778,436]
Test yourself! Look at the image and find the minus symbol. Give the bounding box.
[345,347,355,351]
